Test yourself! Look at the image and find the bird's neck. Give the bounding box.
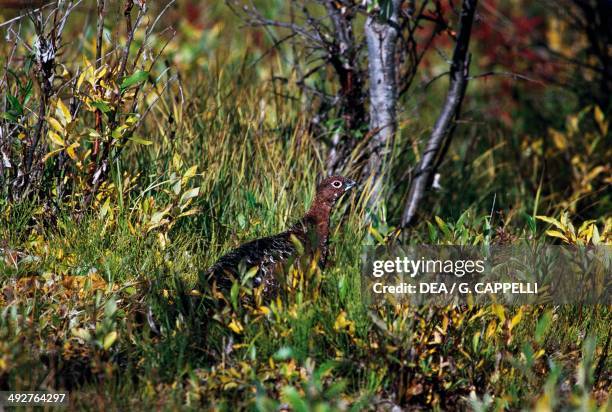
[304,201,332,235]
[289,198,334,267]
[293,197,333,244]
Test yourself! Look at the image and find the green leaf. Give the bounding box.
[427,221,438,242]
[129,136,153,145]
[472,332,480,353]
[105,297,117,318]
[273,346,294,361]
[99,197,111,219]
[230,281,239,311]
[103,331,118,350]
[368,226,385,244]
[535,310,552,344]
[120,70,149,92]
[522,342,534,367]
[91,100,112,113]
[1,112,17,122]
[7,94,23,115]
[237,213,246,229]
[289,234,304,255]
[112,125,129,139]
[379,0,393,19]
[242,266,259,285]
[21,79,33,105]
[523,213,536,234]
[281,386,308,412]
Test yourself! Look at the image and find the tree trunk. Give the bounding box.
[363,0,402,211]
[401,0,477,227]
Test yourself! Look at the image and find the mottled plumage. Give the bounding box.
[205,176,356,298]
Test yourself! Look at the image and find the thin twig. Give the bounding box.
[0,1,55,29]
[469,70,545,85]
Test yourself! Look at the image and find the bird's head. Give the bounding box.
[314,175,357,206]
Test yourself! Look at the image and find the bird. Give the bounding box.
[204,176,356,300]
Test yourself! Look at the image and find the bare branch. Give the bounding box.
[95,0,105,69]
[401,0,478,227]
[0,1,55,29]
[468,70,545,85]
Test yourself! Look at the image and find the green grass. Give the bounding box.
[1,116,609,409]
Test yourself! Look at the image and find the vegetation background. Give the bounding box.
[0,0,609,410]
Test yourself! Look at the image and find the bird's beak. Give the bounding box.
[344,179,357,191]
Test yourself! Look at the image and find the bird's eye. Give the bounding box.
[331,180,342,188]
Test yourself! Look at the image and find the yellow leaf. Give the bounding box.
[584,166,605,183]
[177,208,200,218]
[485,320,497,339]
[534,394,553,412]
[125,115,139,125]
[77,70,87,90]
[95,66,108,82]
[492,304,506,323]
[368,226,385,244]
[228,319,243,334]
[546,17,562,51]
[258,306,271,316]
[66,143,79,160]
[510,308,523,331]
[182,165,198,183]
[334,310,355,334]
[594,106,608,135]
[42,148,64,162]
[48,117,64,133]
[56,99,72,125]
[79,58,95,88]
[545,230,569,242]
[48,130,65,146]
[566,114,579,135]
[536,215,565,231]
[560,212,569,228]
[548,128,567,150]
[578,220,596,234]
[71,328,91,341]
